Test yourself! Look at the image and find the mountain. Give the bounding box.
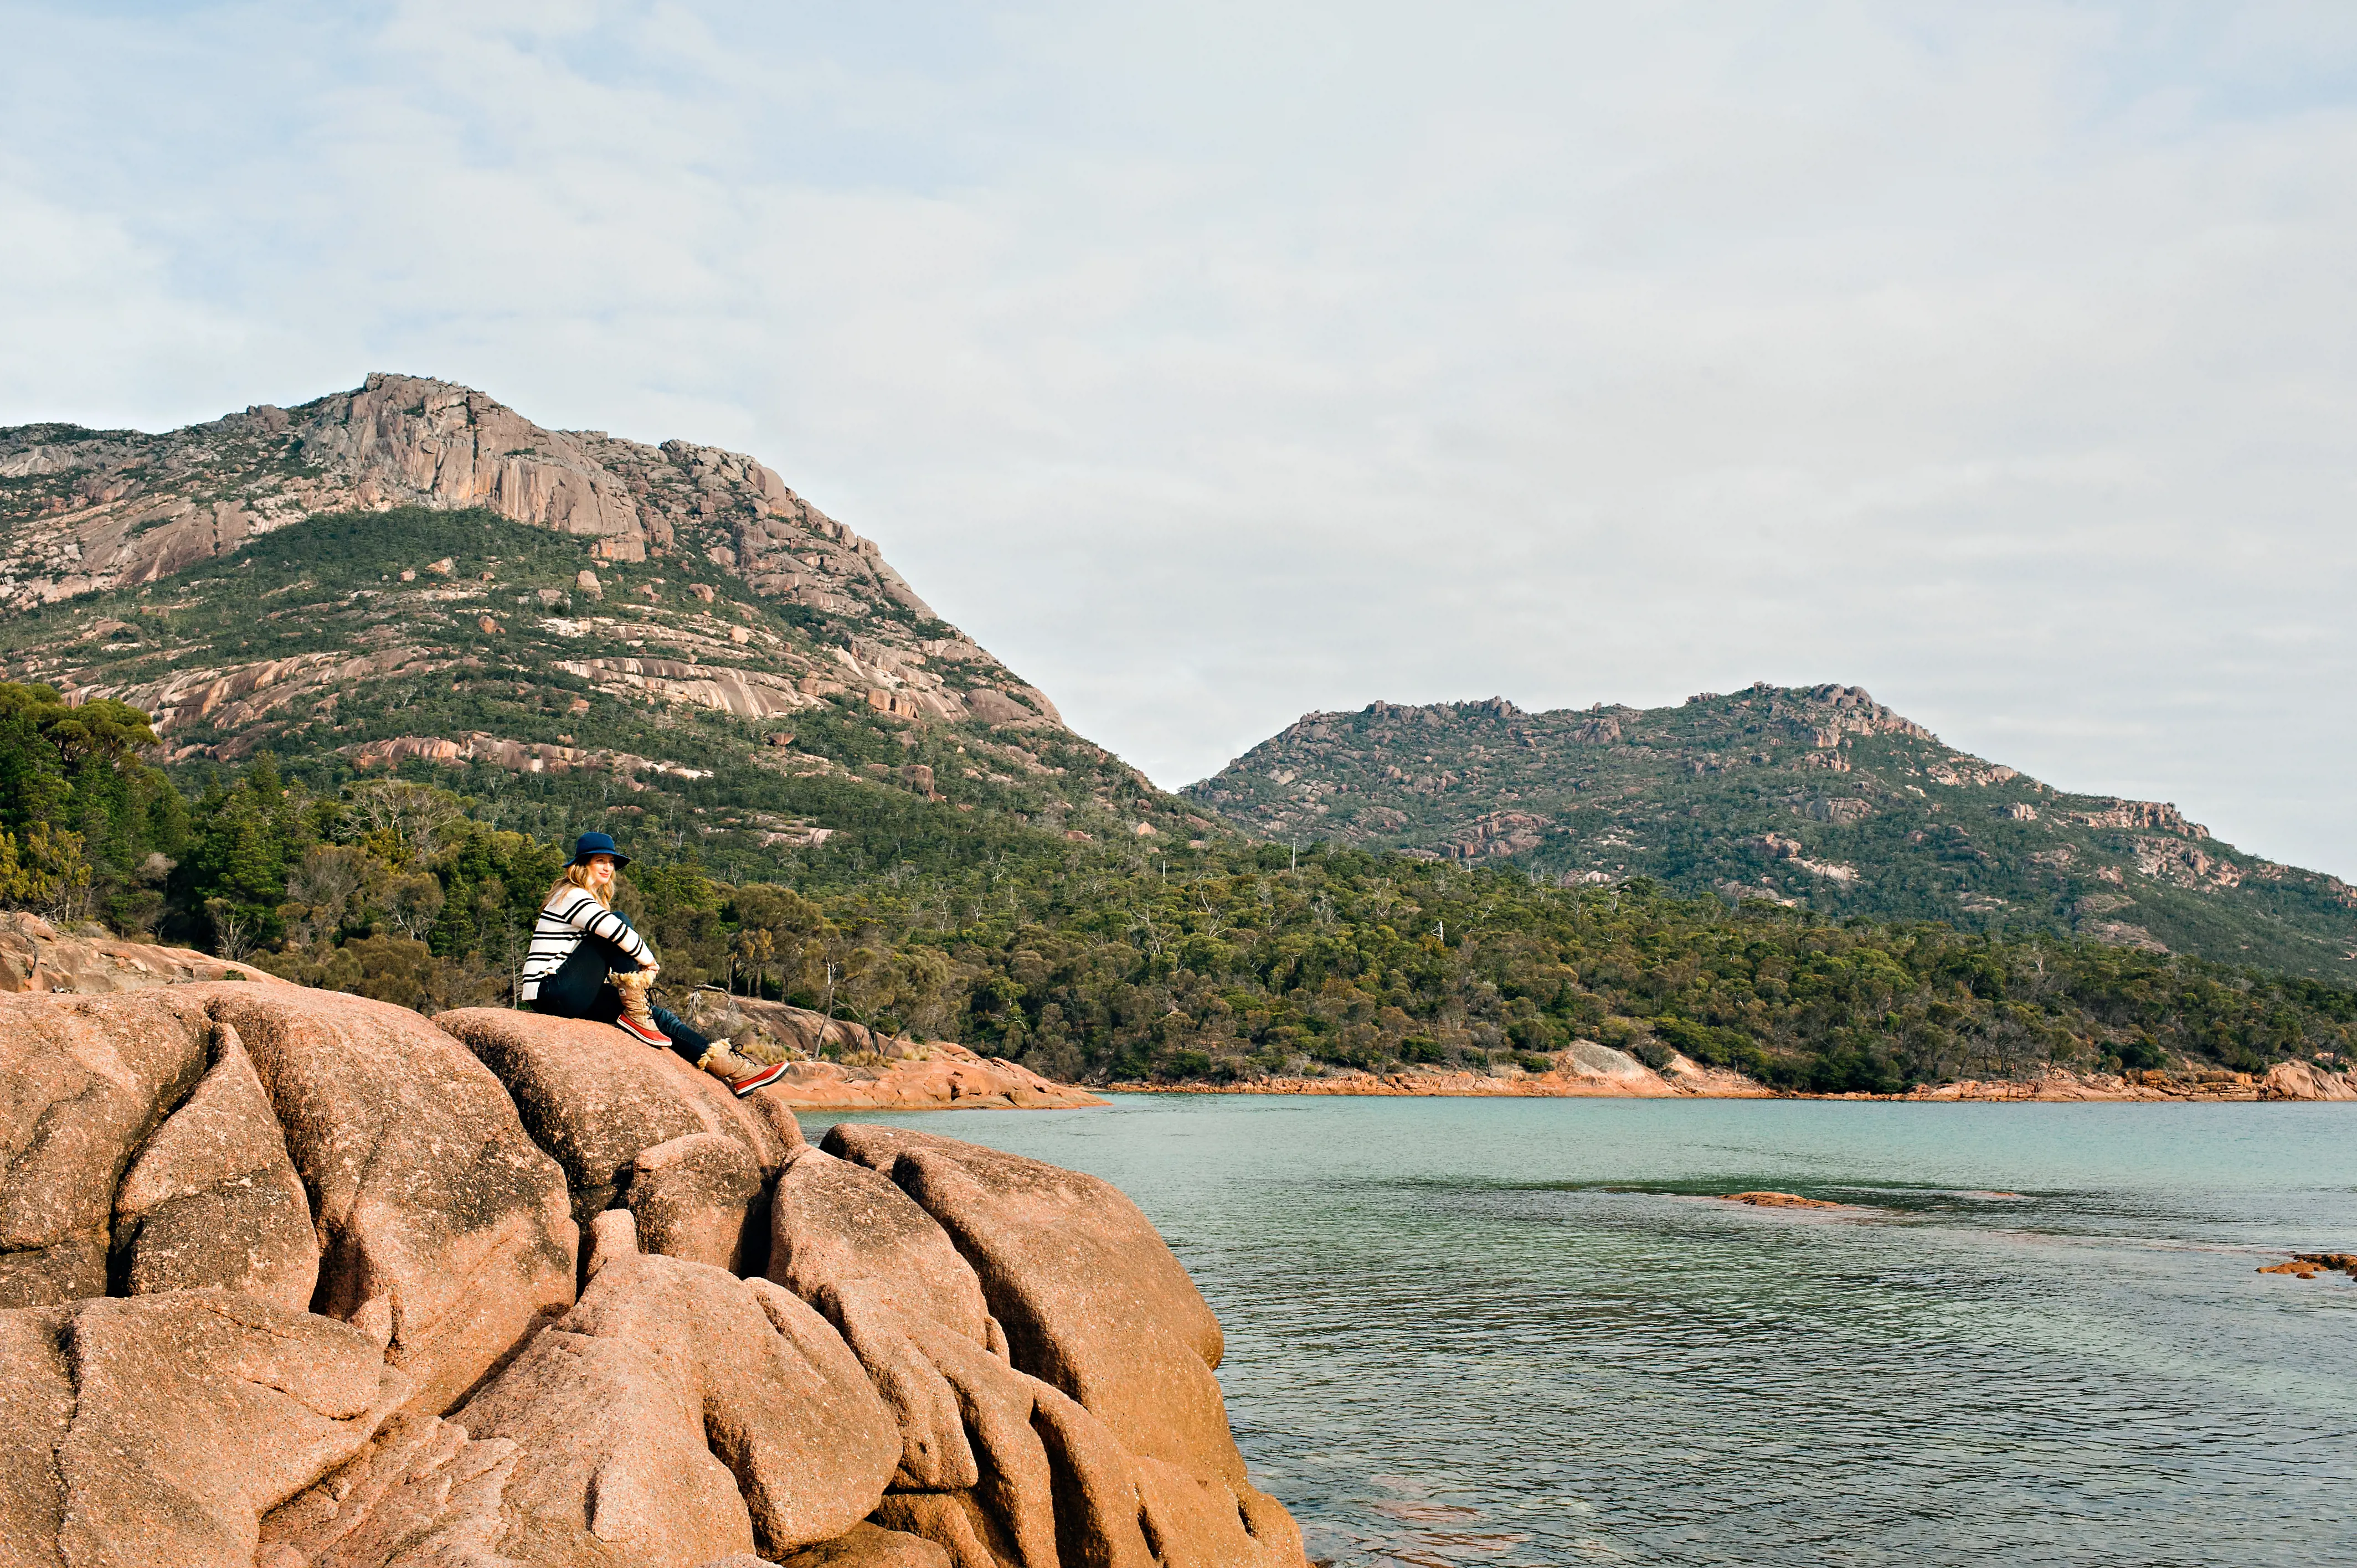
[0,373,1218,888]
[1182,684,2357,984]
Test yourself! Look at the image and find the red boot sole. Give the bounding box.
[727,1060,791,1097]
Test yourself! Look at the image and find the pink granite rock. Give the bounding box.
[775,1522,952,1567]
[110,1020,318,1309]
[821,1124,1308,1567]
[821,1125,1230,1473]
[767,1147,998,1491]
[204,986,578,1415]
[457,1212,897,1564]
[769,1147,991,1340]
[258,1410,521,1568]
[452,1323,755,1567]
[437,1009,792,1226]
[629,1131,765,1273]
[0,990,210,1306]
[0,1290,406,1568]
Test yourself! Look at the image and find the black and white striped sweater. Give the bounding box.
[517,885,655,1002]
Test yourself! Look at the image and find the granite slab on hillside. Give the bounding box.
[1185,683,2357,981]
[0,982,1305,1568]
[0,374,1213,864]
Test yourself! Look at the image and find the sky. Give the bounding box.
[3,2,2354,874]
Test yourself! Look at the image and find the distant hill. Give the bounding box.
[0,375,1218,888]
[1183,684,2357,984]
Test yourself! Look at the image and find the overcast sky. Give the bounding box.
[4,2,2353,874]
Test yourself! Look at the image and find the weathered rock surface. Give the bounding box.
[2260,1060,2357,1101]
[0,989,1306,1568]
[819,1125,1306,1568]
[776,1521,951,1567]
[1113,1042,1774,1100]
[2,1290,404,1568]
[259,1411,521,1568]
[0,911,285,994]
[760,1053,1105,1112]
[675,994,1104,1111]
[770,1148,992,1342]
[0,983,577,1404]
[0,990,212,1306]
[110,1019,318,1308]
[455,1211,897,1566]
[768,1148,994,1491]
[438,1008,795,1228]
[629,1131,766,1274]
[205,987,578,1415]
[823,1127,1234,1479]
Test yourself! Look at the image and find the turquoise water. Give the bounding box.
[797,1096,2357,1568]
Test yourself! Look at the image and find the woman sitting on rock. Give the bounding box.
[520,832,788,1097]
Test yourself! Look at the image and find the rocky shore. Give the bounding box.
[1116,1043,1769,1100]
[0,982,1304,1568]
[1117,1048,2357,1103]
[1891,1060,2357,1102]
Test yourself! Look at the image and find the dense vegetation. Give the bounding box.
[1187,689,2357,982]
[3,714,2345,1094]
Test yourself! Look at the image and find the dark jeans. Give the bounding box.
[531,934,711,1066]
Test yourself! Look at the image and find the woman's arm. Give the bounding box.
[547,890,656,968]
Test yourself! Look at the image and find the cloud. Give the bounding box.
[3,0,2354,871]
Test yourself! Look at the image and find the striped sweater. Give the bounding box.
[517,885,655,1002]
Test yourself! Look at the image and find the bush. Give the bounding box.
[1159,1048,1213,1080]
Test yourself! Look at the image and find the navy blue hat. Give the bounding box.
[570,831,631,868]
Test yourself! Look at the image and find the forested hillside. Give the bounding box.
[0,714,2343,1094]
[1186,688,2357,982]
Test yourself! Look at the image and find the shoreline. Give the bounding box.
[1104,1057,2357,1104]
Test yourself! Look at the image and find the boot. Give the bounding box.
[697,1041,791,1098]
[611,970,668,1048]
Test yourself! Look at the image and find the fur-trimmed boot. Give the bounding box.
[611,969,669,1048]
[696,1041,790,1098]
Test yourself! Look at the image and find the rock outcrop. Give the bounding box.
[5,1291,406,1568]
[1122,1043,1774,1100]
[0,375,1069,733]
[0,984,1306,1568]
[0,910,284,994]
[678,994,1104,1111]
[109,1021,319,1308]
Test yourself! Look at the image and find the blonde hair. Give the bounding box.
[548,859,612,909]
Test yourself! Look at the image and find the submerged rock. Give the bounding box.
[1720,1190,1844,1209]
[2257,1252,2357,1279]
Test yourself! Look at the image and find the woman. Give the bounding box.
[519,831,789,1097]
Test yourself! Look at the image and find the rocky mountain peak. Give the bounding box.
[0,374,1073,743]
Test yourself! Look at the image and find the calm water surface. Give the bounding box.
[798,1096,2357,1568]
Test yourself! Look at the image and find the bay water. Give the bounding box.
[797,1095,2357,1567]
